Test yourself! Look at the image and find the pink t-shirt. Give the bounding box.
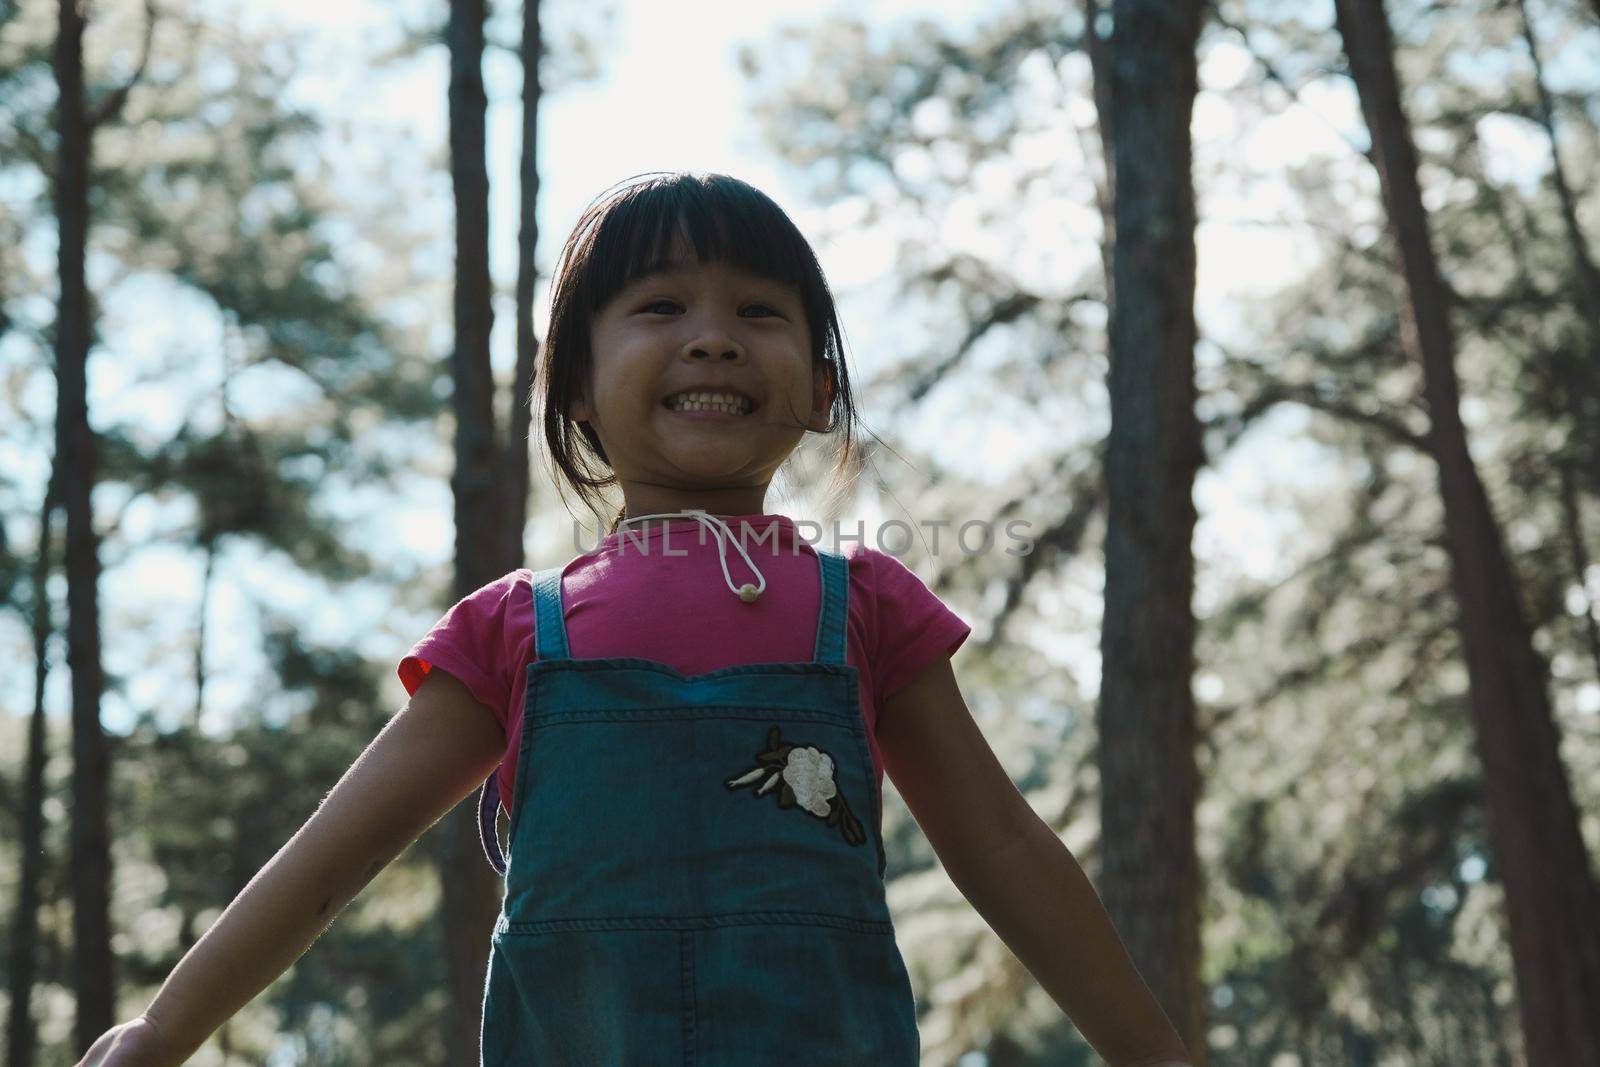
[397,513,970,830]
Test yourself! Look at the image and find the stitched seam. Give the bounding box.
[680,931,697,1067]
[499,912,895,934]
[527,706,864,724]
[531,659,859,681]
[812,548,829,661]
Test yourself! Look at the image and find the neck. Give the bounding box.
[616,482,771,525]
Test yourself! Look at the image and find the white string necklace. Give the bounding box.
[613,508,767,603]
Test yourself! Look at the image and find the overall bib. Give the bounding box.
[475,537,922,1066]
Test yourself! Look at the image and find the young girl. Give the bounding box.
[80,172,1192,1066]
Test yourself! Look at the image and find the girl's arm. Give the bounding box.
[79,667,505,1067]
[877,656,1193,1067]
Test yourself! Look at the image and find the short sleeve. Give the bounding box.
[397,569,531,730]
[856,546,971,706]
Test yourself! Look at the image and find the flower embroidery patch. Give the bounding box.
[724,725,865,847]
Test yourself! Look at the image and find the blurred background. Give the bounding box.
[2,0,1599,1063]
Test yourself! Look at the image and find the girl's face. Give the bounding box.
[575,250,833,518]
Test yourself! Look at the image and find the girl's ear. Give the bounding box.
[806,363,835,432]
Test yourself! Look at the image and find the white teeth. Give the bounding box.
[666,391,751,414]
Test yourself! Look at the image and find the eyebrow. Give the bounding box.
[627,264,692,288]
[625,263,792,295]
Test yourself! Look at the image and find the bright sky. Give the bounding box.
[10,0,1597,733]
[221,0,1344,555]
[209,0,1356,705]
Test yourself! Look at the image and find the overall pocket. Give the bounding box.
[482,927,687,1066]
[691,919,920,1067]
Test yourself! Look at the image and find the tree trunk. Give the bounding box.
[1516,0,1600,409]
[7,482,56,1067]
[1333,1,1600,1062]
[1097,1,1208,1061]
[506,0,541,570]
[54,0,114,1051]
[439,0,510,1063]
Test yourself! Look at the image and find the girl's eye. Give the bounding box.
[639,300,782,318]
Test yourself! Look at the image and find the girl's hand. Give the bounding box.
[75,1016,174,1067]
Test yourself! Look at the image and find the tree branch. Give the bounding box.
[88,0,158,131]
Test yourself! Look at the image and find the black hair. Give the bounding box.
[537,171,860,534]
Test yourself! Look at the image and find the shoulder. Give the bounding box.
[835,540,960,638]
[837,541,972,701]
[454,567,537,618]
[840,542,944,605]
[413,567,538,656]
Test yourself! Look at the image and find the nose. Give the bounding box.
[680,325,746,363]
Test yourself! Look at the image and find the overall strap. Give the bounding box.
[530,565,571,660]
[811,549,850,666]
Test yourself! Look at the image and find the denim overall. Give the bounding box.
[474,537,921,1066]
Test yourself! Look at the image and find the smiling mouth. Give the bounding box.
[663,391,757,415]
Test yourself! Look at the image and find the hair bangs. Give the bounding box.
[581,176,812,319]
